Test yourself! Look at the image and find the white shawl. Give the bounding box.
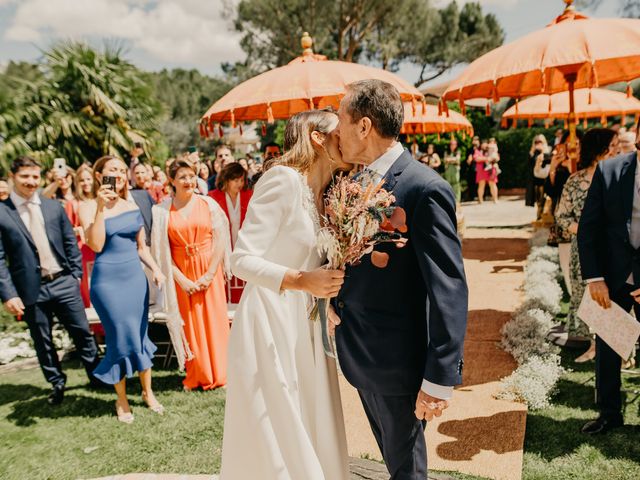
[151,195,232,370]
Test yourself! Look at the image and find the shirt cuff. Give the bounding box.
[421,380,453,400]
[585,277,605,283]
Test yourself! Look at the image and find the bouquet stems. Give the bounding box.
[317,298,337,358]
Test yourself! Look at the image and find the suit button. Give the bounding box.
[337,301,345,309]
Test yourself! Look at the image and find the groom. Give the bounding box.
[332,79,468,479]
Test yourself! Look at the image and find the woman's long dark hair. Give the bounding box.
[578,128,616,170]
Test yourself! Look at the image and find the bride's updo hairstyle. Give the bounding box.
[268,108,338,174]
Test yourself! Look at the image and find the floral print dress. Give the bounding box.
[555,168,592,336]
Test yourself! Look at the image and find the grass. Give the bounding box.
[0,360,225,480]
[521,290,640,480]
[1,289,638,480]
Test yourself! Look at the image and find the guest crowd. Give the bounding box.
[0,144,267,422]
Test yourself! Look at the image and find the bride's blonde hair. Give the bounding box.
[268,109,338,174]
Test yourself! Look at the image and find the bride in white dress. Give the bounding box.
[220,109,350,480]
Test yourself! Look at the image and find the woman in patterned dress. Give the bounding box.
[555,128,617,362]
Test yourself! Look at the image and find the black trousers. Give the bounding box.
[358,389,427,480]
[595,283,640,420]
[24,274,99,387]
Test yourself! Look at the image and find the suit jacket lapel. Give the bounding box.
[381,149,412,192]
[621,153,636,236]
[4,199,36,247]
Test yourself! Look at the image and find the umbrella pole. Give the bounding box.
[566,73,578,172]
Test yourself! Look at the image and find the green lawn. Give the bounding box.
[1,322,638,479]
[0,361,225,480]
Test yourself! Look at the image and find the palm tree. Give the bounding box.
[0,42,161,170]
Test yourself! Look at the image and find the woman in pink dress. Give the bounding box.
[474,140,499,203]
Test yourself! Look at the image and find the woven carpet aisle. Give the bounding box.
[339,227,531,480]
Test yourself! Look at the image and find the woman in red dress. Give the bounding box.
[208,163,253,304]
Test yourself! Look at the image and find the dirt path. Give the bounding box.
[339,227,531,480]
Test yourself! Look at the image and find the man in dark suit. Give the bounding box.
[331,80,468,479]
[128,186,154,246]
[0,156,102,405]
[578,125,640,434]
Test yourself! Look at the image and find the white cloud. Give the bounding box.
[3,0,244,70]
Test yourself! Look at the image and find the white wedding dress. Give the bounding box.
[220,165,349,480]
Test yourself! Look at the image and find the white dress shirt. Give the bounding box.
[225,192,241,247]
[366,142,405,182]
[367,143,454,400]
[10,191,62,275]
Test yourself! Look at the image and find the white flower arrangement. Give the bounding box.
[0,332,36,364]
[525,259,561,283]
[497,243,566,410]
[496,354,565,410]
[523,280,563,315]
[0,325,72,365]
[526,245,559,264]
[501,308,559,364]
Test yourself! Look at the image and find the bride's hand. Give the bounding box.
[298,267,345,298]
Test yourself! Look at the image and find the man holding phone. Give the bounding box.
[0,156,102,405]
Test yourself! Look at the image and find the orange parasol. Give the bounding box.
[401,102,473,136]
[502,88,640,127]
[201,33,423,135]
[443,0,640,170]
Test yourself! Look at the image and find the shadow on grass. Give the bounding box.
[5,392,114,427]
[0,384,50,407]
[525,413,640,464]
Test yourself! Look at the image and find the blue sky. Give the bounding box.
[0,0,622,87]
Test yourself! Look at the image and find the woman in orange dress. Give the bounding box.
[151,159,231,390]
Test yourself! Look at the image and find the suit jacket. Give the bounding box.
[0,196,82,305]
[335,150,468,396]
[578,151,639,293]
[208,189,252,236]
[129,189,154,246]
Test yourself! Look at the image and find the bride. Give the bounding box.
[220,109,350,480]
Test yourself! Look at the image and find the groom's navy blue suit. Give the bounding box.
[335,149,468,478]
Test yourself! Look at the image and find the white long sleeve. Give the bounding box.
[230,166,299,293]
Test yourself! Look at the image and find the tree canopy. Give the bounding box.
[0,42,161,171]
[224,0,504,87]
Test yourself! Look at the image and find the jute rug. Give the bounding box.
[340,228,530,480]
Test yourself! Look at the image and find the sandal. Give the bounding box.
[115,401,134,424]
[142,391,165,415]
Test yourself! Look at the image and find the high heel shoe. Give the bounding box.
[142,392,165,415]
[575,341,596,363]
[115,401,134,424]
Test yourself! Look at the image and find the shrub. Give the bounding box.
[527,245,559,264]
[501,308,559,364]
[524,278,563,315]
[496,354,565,409]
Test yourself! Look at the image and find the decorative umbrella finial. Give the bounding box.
[564,0,574,9]
[301,32,313,55]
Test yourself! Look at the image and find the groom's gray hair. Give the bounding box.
[344,79,404,139]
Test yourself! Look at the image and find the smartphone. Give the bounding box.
[53,158,66,175]
[102,176,117,191]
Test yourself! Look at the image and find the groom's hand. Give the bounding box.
[327,305,341,336]
[415,390,449,421]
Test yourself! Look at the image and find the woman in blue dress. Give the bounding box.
[79,155,166,424]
